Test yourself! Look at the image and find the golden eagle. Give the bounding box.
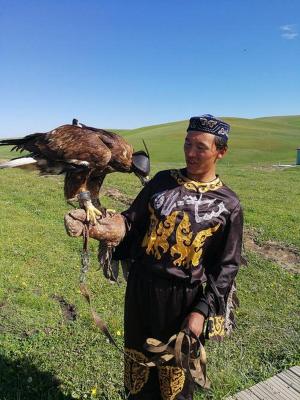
[0,119,150,222]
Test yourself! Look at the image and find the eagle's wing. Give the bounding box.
[0,123,135,222]
[75,124,134,172]
[39,125,112,202]
[0,125,112,207]
[90,129,133,172]
[0,125,112,172]
[43,125,112,170]
[43,125,113,222]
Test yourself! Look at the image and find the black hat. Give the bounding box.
[187,114,230,142]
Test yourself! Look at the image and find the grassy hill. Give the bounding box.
[0,116,299,399]
[118,115,300,166]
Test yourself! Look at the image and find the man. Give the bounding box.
[66,114,243,399]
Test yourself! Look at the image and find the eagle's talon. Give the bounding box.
[85,202,102,224]
[106,208,116,215]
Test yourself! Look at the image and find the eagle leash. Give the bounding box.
[145,330,210,389]
[79,223,124,350]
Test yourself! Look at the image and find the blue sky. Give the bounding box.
[0,0,299,136]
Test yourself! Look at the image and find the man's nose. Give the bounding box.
[186,146,197,157]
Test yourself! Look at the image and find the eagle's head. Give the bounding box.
[131,150,150,186]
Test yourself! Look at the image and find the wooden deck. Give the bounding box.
[227,366,300,399]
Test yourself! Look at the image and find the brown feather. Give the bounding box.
[1,124,135,203]
[45,126,112,169]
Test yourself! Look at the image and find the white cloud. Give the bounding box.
[280,24,298,40]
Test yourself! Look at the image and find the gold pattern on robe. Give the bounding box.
[143,207,221,268]
[170,213,193,266]
[142,205,160,256]
[208,315,225,339]
[171,215,220,267]
[142,206,178,259]
[187,223,220,267]
[124,348,150,394]
[170,169,223,193]
[158,366,185,400]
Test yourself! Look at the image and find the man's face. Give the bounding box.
[183,131,226,177]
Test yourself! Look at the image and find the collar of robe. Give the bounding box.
[170,169,223,193]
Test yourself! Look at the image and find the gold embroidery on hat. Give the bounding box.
[208,119,218,128]
[158,366,185,400]
[124,348,150,394]
[170,169,223,193]
[199,117,208,126]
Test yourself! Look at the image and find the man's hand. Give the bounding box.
[64,209,126,247]
[185,312,205,337]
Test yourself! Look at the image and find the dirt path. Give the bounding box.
[244,230,300,274]
[102,187,300,274]
[101,187,134,206]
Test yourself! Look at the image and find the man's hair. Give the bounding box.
[215,136,228,151]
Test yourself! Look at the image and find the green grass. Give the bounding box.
[0,115,299,399]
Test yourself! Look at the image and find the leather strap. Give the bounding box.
[145,330,210,389]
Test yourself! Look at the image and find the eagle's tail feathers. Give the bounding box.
[0,139,29,154]
[0,133,44,153]
[0,138,27,146]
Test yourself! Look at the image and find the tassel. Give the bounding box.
[224,280,239,336]
[98,241,119,283]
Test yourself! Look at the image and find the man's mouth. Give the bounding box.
[187,160,198,165]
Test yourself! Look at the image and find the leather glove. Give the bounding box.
[64,209,126,247]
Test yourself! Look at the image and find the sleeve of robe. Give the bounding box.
[192,202,244,341]
[113,177,154,261]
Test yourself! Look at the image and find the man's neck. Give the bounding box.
[185,169,217,183]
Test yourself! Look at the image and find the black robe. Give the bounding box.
[115,169,243,399]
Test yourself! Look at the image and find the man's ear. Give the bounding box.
[217,148,227,160]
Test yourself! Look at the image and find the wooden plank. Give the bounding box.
[248,382,279,400]
[233,392,251,400]
[278,370,300,393]
[226,367,300,400]
[262,375,300,400]
[279,369,300,385]
[234,389,261,399]
[291,366,300,378]
[271,375,300,398]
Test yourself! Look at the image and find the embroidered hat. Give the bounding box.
[187,114,230,142]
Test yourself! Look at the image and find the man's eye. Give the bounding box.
[184,142,191,146]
